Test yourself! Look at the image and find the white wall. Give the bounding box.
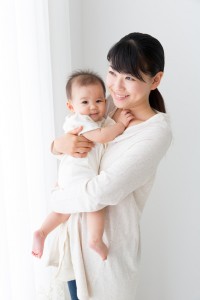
[68,0,83,69]
[48,0,71,136]
[49,0,200,299]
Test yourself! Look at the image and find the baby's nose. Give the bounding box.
[90,104,97,109]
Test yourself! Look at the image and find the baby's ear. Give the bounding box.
[66,101,74,112]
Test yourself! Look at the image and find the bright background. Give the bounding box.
[49,1,200,300]
[1,0,199,299]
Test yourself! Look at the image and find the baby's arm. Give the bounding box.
[83,110,134,143]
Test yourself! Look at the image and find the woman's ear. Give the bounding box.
[151,72,163,90]
[66,100,74,112]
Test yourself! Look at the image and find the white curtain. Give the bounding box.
[0,1,62,299]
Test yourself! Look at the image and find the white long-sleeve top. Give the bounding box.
[48,109,172,300]
[57,113,114,189]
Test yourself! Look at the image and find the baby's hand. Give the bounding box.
[118,110,134,127]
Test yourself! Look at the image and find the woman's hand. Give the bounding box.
[52,126,94,158]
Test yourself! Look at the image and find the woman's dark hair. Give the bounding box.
[66,69,106,99]
[107,32,166,113]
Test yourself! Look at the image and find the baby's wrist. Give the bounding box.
[117,122,126,131]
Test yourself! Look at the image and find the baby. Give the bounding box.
[32,70,133,260]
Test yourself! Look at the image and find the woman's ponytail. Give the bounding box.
[149,88,166,113]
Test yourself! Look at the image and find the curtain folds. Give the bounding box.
[0,1,58,299]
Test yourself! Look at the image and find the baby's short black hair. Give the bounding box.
[66,70,106,99]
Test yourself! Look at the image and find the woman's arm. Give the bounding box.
[52,127,94,158]
[51,127,172,213]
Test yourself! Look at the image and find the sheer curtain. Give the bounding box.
[0,1,64,299]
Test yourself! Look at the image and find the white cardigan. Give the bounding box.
[48,108,172,300]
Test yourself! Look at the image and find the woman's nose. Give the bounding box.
[112,78,124,90]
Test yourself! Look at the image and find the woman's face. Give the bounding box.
[106,66,155,110]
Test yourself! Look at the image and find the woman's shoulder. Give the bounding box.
[151,112,172,135]
[141,112,172,139]
[137,112,171,131]
[141,112,172,148]
[121,112,172,147]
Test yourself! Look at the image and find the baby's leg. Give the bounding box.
[87,208,108,260]
[32,212,70,258]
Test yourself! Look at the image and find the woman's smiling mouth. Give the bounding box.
[114,93,129,101]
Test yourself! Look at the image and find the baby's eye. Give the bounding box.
[96,99,103,103]
[82,101,88,104]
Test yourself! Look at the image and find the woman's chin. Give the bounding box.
[113,101,127,109]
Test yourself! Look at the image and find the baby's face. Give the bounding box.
[69,83,106,122]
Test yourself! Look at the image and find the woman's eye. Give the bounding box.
[125,76,134,81]
[109,70,115,76]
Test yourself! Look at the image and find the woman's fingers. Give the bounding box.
[76,146,93,152]
[73,152,88,158]
[66,128,94,156]
[68,126,84,135]
[73,141,94,156]
[52,127,94,156]
[76,140,94,147]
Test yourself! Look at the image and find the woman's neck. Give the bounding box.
[113,105,157,126]
[129,106,157,122]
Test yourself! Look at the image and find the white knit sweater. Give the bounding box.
[47,109,172,300]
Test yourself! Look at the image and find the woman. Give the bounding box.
[49,32,172,300]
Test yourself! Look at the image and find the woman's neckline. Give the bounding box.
[127,110,158,127]
[110,107,162,128]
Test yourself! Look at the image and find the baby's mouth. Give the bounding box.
[90,113,99,117]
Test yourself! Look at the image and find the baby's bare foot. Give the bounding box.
[32,230,46,258]
[89,239,108,261]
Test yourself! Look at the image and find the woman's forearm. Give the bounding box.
[51,131,171,214]
[51,139,63,155]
